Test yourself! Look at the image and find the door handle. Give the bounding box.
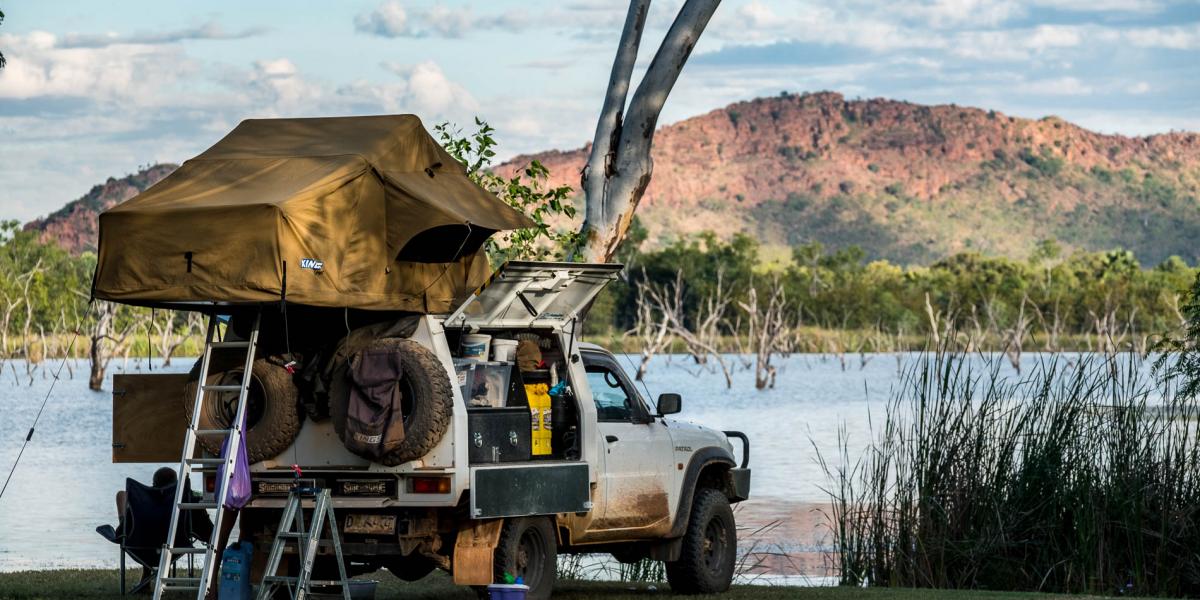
[605,435,619,443]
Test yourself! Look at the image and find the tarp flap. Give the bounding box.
[93,114,535,312]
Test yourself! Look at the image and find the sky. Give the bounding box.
[0,0,1197,223]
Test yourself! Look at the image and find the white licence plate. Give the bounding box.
[343,514,397,535]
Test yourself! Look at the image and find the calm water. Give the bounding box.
[0,352,1096,572]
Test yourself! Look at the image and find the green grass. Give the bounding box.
[0,569,1159,600]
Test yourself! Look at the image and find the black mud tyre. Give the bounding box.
[487,517,556,600]
[183,355,301,464]
[329,338,452,466]
[384,556,437,582]
[665,487,737,594]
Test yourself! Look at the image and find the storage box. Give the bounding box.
[454,360,513,408]
[467,407,532,464]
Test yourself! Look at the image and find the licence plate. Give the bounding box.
[344,514,396,535]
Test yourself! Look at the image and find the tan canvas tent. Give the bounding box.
[93,115,534,312]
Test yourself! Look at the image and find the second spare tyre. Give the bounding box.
[184,355,302,464]
[330,338,452,466]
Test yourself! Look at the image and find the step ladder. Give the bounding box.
[255,486,351,600]
[154,312,261,600]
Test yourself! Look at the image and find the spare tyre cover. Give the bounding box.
[330,338,452,466]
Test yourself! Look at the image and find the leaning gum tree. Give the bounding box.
[574,0,720,263]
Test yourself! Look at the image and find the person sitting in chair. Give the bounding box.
[98,467,215,594]
[114,467,177,520]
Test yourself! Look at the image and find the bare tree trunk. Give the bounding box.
[88,301,136,391]
[575,0,721,262]
[739,278,788,390]
[88,302,114,390]
[629,278,673,381]
[151,309,198,367]
[646,269,734,388]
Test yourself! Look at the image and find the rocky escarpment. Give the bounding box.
[499,92,1200,264]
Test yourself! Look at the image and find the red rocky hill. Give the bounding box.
[498,91,1200,265]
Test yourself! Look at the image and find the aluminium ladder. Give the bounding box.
[255,486,351,600]
[153,312,261,599]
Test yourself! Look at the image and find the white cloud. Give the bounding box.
[896,0,1026,28]
[354,2,525,38]
[57,21,265,49]
[1029,0,1163,12]
[0,31,196,103]
[379,60,480,116]
[353,1,413,38]
[1123,24,1200,50]
[1127,81,1151,94]
[422,6,476,38]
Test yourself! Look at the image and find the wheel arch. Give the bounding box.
[667,446,736,539]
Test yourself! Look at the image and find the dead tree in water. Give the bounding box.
[88,300,136,390]
[1004,297,1032,373]
[646,269,734,388]
[628,282,672,381]
[739,277,789,390]
[151,309,201,367]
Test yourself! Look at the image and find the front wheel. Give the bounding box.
[666,487,737,594]
[491,517,556,600]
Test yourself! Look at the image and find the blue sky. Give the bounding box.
[0,0,1197,222]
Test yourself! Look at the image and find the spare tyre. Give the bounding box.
[329,338,452,466]
[183,355,301,463]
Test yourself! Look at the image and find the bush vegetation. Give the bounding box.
[587,230,1196,353]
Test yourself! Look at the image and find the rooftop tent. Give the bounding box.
[93,115,534,312]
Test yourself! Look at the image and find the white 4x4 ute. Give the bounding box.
[113,262,750,599]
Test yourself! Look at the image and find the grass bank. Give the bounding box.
[0,569,1164,600]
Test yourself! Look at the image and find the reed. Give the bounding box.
[822,349,1200,596]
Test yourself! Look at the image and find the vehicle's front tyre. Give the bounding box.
[491,517,557,600]
[666,487,737,594]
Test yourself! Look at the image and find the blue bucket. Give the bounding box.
[487,583,530,600]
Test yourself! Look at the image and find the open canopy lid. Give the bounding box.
[445,261,624,329]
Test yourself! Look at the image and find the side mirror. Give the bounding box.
[657,393,682,416]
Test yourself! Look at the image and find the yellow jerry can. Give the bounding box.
[525,383,552,456]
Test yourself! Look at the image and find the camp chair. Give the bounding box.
[96,477,213,594]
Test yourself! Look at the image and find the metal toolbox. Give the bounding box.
[467,407,532,464]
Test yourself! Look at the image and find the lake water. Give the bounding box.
[0,352,1065,575]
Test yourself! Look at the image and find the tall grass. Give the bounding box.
[822,350,1200,596]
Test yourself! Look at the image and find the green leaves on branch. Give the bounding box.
[434,118,579,264]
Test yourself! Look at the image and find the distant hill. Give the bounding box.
[25,164,176,254]
[26,91,1200,265]
[498,91,1200,265]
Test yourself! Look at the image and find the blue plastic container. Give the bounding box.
[487,583,529,600]
[218,542,254,600]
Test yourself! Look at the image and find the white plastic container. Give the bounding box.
[460,334,491,361]
[491,339,518,362]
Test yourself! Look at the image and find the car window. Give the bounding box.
[585,364,636,422]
